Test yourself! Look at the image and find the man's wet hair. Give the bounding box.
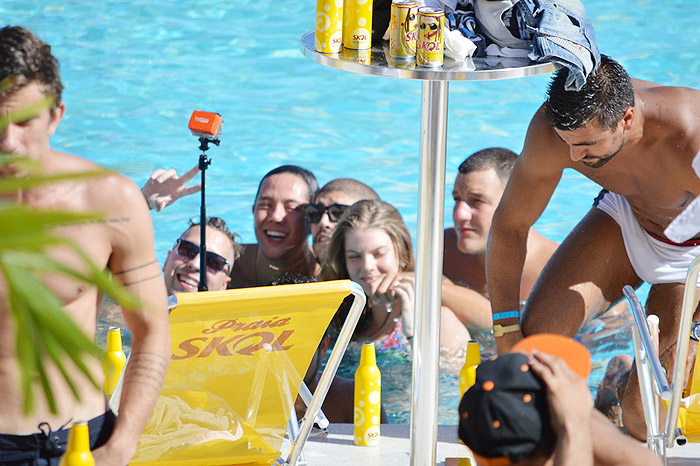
[545,54,635,132]
[0,26,63,107]
[253,165,319,206]
[187,216,243,261]
[458,147,518,185]
[317,178,379,202]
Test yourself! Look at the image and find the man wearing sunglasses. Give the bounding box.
[304,178,380,265]
[162,217,241,294]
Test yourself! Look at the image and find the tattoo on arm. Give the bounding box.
[122,272,163,286]
[122,351,169,392]
[113,259,158,275]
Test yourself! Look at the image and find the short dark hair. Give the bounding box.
[253,165,319,206]
[545,54,634,131]
[0,26,63,106]
[458,147,518,185]
[317,178,379,202]
[187,216,243,261]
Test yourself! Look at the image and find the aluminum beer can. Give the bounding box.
[342,0,372,50]
[315,0,343,54]
[417,7,444,67]
[390,0,418,59]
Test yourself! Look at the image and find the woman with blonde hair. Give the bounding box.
[322,199,469,354]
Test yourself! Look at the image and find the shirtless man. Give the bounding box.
[305,178,379,265]
[0,26,170,464]
[443,148,559,330]
[229,165,318,288]
[486,55,700,439]
[162,217,241,294]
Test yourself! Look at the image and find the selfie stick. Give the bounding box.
[188,111,223,291]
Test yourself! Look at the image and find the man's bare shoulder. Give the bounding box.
[45,150,147,214]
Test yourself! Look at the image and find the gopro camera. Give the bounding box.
[188,110,223,140]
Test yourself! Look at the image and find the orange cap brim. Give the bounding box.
[511,333,592,379]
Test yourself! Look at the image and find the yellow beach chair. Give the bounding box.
[624,255,700,459]
[124,280,365,466]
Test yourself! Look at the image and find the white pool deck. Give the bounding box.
[282,424,700,465]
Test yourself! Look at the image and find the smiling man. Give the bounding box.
[162,217,241,294]
[228,165,319,288]
[486,55,700,439]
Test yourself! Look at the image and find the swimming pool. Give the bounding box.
[7,0,699,423]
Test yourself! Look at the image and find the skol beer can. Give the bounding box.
[315,0,343,54]
[417,7,444,67]
[342,0,372,50]
[390,0,418,59]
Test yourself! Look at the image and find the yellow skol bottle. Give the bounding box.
[59,422,95,466]
[354,341,381,446]
[102,327,127,398]
[459,340,480,396]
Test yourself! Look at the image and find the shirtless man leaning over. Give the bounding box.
[0,26,170,465]
[486,54,700,439]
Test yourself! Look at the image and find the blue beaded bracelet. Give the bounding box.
[492,311,520,321]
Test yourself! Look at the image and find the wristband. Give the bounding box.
[492,311,520,321]
[493,323,521,338]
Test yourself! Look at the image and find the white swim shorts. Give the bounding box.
[594,190,700,285]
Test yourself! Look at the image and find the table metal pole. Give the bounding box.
[410,79,449,466]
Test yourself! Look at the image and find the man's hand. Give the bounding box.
[529,350,593,466]
[142,165,201,212]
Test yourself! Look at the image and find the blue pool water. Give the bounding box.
[6,0,699,423]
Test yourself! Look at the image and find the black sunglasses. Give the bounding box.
[300,203,350,223]
[175,239,230,273]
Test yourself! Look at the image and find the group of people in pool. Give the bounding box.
[3,22,700,466]
[151,150,537,357]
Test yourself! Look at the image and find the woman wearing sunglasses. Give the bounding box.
[321,200,470,355]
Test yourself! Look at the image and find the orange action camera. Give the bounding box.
[188,110,223,139]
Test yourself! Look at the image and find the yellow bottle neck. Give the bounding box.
[359,342,376,366]
[66,423,91,453]
[106,328,123,353]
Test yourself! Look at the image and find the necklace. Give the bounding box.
[362,302,396,341]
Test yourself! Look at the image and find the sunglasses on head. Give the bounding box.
[175,238,230,273]
[299,203,350,223]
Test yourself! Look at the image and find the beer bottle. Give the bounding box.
[459,340,480,396]
[354,341,381,446]
[102,327,127,398]
[59,422,94,466]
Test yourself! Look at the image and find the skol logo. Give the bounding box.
[172,316,295,359]
[417,41,441,51]
[353,34,367,41]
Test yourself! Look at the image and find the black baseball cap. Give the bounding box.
[458,335,591,465]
